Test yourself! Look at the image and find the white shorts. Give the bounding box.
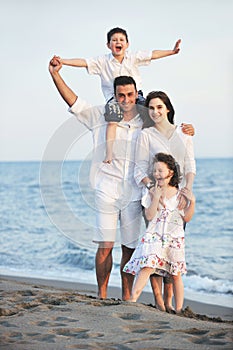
[93,191,142,248]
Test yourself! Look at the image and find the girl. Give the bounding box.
[124,152,195,313]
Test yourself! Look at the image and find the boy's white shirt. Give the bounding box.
[86,50,153,101]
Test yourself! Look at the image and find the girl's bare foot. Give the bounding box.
[165,305,176,314]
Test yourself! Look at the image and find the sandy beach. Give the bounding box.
[0,275,232,349]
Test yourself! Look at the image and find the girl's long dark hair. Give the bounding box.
[153,152,181,188]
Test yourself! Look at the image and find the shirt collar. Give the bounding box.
[120,114,143,128]
[109,51,129,62]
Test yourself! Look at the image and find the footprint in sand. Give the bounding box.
[111,312,142,320]
[51,327,104,339]
[186,329,230,346]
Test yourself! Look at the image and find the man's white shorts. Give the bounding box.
[93,190,142,248]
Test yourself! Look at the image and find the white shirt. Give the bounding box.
[134,126,196,189]
[86,51,152,101]
[69,98,143,201]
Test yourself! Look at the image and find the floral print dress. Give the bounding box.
[123,189,187,277]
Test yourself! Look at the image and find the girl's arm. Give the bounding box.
[145,185,162,221]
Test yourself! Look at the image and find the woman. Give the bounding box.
[134,91,196,312]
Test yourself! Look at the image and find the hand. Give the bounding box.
[177,193,188,210]
[50,55,61,66]
[180,187,195,202]
[173,39,181,54]
[181,123,195,136]
[150,183,165,208]
[103,158,112,164]
[49,56,62,74]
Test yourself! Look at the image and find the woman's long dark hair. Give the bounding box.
[142,91,175,128]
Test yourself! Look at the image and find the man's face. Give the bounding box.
[115,84,138,113]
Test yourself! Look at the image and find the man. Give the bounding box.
[49,58,144,300]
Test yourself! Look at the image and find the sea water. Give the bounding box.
[0,159,232,307]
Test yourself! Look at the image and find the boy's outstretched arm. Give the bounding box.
[151,39,181,60]
[51,55,87,68]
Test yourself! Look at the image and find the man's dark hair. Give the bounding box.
[107,27,128,43]
[113,76,137,94]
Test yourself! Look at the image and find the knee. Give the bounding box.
[97,244,113,258]
[172,273,181,282]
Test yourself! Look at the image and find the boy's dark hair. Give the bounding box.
[107,27,128,43]
[153,152,181,188]
[114,76,137,94]
[144,91,175,125]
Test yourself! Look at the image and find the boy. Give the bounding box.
[52,27,181,163]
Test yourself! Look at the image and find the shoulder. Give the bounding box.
[141,127,155,135]
[139,127,157,140]
[69,97,92,114]
[88,54,110,63]
[134,50,153,58]
[141,127,159,139]
[69,98,105,127]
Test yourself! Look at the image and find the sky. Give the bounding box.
[0,0,232,161]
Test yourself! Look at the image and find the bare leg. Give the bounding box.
[164,282,174,312]
[103,122,117,164]
[120,245,135,301]
[131,267,153,302]
[150,274,166,311]
[95,242,114,299]
[172,273,184,313]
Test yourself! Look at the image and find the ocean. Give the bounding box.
[0,159,232,308]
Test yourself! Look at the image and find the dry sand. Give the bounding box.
[0,275,232,349]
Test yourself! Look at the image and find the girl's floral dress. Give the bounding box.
[123,189,187,277]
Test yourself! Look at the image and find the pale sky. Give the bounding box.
[1,0,232,161]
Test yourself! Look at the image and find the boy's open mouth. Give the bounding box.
[116,45,122,51]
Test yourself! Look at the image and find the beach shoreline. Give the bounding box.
[1,275,232,349]
[1,274,233,321]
